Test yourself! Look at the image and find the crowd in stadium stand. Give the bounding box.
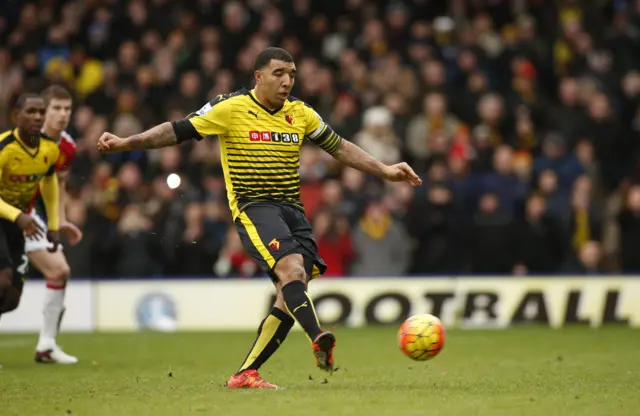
[1,0,640,278]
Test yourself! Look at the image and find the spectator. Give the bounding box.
[407,183,459,274]
[618,185,640,272]
[108,204,162,277]
[351,199,410,276]
[547,77,587,148]
[169,202,222,276]
[533,133,584,192]
[476,144,529,216]
[537,169,571,223]
[214,228,260,278]
[313,210,354,277]
[353,106,401,166]
[467,193,516,274]
[563,240,604,275]
[406,92,461,172]
[582,92,626,192]
[513,193,565,274]
[566,176,603,261]
[475,93,507,148]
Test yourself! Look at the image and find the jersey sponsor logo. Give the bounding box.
[248,131,300,144]
[281,133,299,143]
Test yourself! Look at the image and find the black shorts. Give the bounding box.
[234,202,327,283]
[0,219,27,290]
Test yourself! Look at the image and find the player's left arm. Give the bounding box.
[304,106,422,186]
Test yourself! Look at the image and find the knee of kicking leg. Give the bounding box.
[275,255,306,286]
[44,263,70,286]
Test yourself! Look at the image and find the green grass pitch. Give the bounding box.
[1,327,639,416]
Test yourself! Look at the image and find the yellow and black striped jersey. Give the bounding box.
[0,129,59,213]
[181,88,342,219]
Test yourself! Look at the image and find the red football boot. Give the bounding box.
[227,369,278,389]
[312,332,336,372]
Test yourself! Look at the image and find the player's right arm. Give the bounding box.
[97,96,231,153]
[0,151,22,222]
[0,151,41,237]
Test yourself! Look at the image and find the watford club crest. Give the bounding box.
[269,238,280,251]
[285,114,294,125]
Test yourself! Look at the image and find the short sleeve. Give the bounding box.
[45,145,60,176]
[0,149,7,178]
[302,103,342,155]
[187,96,231,138]
[302,103,326,139]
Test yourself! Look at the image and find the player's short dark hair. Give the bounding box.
[14,93,42,109]
[41,84,72,105]
[254,47,294,71]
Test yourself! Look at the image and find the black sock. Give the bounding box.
[282,280,323,342]
[237,307,294,374]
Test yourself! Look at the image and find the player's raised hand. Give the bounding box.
[382,163,423,186]
[60,222,83,246]
[97,132,128,154]
[15,213,43,239]
[46,230,61,253]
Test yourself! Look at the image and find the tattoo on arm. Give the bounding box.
[332,139,388,178]
[126,122,178,150]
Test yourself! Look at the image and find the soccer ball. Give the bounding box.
[397,314,445,361]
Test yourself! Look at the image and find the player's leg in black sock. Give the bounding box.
[236,307,295,374]
[0,269,15,313]
[0,286,21,314]
[282,280,323,341]
[277,256,323,342]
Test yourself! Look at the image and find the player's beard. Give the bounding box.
[27,124,42,139]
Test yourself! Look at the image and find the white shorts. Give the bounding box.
[24,210,61,253]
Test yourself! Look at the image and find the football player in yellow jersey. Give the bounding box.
[0,94,61,328]
[98,47,421,389]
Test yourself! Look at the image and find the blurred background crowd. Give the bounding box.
[1,0,640,278]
